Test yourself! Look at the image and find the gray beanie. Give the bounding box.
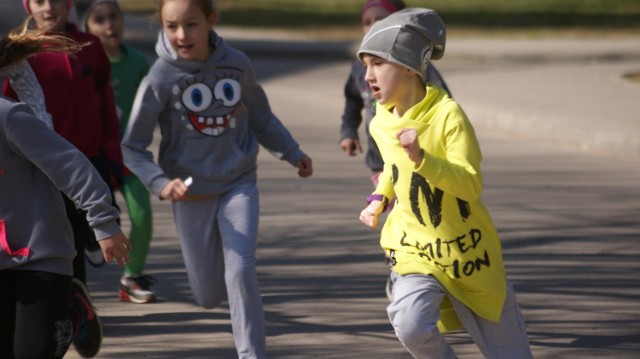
[81,0,122,32]
[357,8,446,79]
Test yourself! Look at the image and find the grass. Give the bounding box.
[118,0,640,39]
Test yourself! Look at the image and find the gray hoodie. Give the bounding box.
[121,31,306,196]
[0,96,121,276]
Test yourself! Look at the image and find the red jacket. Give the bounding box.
[3,23,122,166]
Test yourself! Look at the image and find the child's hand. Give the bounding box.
[98,232,131,267]
[160,178,190,201]
[359,201,384,229]
[297,156,313,178]
[339,138,363,157]
[396,128,424,166]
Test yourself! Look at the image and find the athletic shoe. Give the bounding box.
[70,278,103,358]
[84,239,105,267]
[119,274,157,304]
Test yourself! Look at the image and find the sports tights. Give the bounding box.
[0,270,73,359]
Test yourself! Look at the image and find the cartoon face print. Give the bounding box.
[172,68,243,136]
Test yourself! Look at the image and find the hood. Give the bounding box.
[155,30,227,72]
[380,84,449,125]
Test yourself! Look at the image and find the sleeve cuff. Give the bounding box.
[367,194,389,212]
[93,219,122,241]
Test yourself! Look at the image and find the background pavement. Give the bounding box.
[121,13,640,158]
[1,3,640,358]
[2,5,640,157]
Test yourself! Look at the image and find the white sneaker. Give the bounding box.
[119,275,156,304]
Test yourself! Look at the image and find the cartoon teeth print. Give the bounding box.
[188,112,234,136]
[173,73,242,137]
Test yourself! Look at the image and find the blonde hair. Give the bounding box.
[0,18,84,72]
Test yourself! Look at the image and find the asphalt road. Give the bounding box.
[76,58,640,358]
[1,2,639,358]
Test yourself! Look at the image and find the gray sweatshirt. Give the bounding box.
[0,97,121,276]
[121,31,306,196]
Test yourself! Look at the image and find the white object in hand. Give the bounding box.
[184,176,193,187]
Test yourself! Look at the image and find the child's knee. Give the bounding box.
[393,317,439,347]
[192,279,227,309]
[389,303,440,348]
[195,291,225,309]
[392,317,454,359]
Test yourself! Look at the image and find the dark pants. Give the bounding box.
[0,270,73,359]
[64,155,119,282]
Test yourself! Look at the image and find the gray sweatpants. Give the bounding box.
[173,182,266,359]
[387,272,533,359]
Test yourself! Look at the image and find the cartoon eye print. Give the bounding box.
[173,71,243,137]
[182,83,213,112]
[214,79,241,107]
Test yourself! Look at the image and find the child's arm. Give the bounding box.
[403,105,484,202]
[98,232,130,267]
[397,128,424,166]
[5,102,130,265]
[159,178,191,201]
[3,60,53,128]
[296,155,313,178]
[360,164,394,229]
[340,62,365,157]
[121,76,171,196]
[359,194,388,229]
[242,59,310,171]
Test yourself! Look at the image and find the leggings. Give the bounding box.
[0,270,73,359]
[65,154,119,282]
[120,173,153,276]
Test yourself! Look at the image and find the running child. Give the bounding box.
[358,8,533,359]
[0,24,130,359]
[83,0,156,304]
[341,0,452,301]
[121,0,313,357]
[4,0,125,278]
[340,0,450,187]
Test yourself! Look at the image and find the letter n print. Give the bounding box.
[409,172,443,228]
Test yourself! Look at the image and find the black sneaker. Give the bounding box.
[70,278,103,358]
[119,274,157,304]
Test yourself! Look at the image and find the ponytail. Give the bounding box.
[0,17,85,72]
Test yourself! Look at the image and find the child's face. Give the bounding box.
[86,3,124,51]
[161,0,217,62]
[29,0,70,32]
[362,54,412,106]
[361,7,392,35]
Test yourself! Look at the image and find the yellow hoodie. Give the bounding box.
[370,84,506,328]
